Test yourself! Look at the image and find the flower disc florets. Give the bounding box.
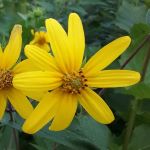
[61,70,87,94]
[0,69,13,90]
[38,37,46,45]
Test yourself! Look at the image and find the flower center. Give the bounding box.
[38,37,46,45]
[61,70,87,94]
[0,70,13,90]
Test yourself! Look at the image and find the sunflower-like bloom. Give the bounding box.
[13,13,140,134]
[30,31,50,52]
[0,25,35,119]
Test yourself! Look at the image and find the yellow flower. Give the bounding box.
[30,30,50,52]
[0,25,37,119]
[13,13,141,134]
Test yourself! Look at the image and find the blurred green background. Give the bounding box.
[0,0,150,150]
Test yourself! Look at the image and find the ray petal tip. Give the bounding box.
[22,124,33,135]
[103,112,115,124]
[13,24,22,34]
[49,125,66,132]
[135,72,141,82]
[22,118,38,135]
[123,36,131,43]
[69,12,80,18]
[45,18,57,26]
[25,44,30,49]
[109,113,115,123]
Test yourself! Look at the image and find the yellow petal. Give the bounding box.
[13,60,45,101]
[30,32,41,44]
[45,18,73,73]
[13,71,62,92]
[0,91,7,119]
[38,31,45,39]
[49,93,77,131]
[79,88,114,124]
[22,90,61,134]
[30,32,40,44]
[86,70,141,88]
[83,36,131,77]
[13,59,39,74]
[6,88,33,119]
[2,25,22,69]
[30,39,37,45]
[25,45,59,72]
[68,13,85,71]
[30,31,50,52]
[45,32,50,43]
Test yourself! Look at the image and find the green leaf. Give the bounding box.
[115,1,148,32]
[136,100,150,124]
[17,12,27,20]
[30,144,46,150]
[122,83,150,99]
[2,115,111,150]
[145,0,150,7]
[78,115,111,150]
[68,6,87,16]
[130,23,150,38]
[32,136,54,150]
[36,116,111,150]
[104,89,132,112]
[79,0,107,5]
[0,126,16,150]
[85,45,100,60]
[146,9,150,24]
[128,124,150,150]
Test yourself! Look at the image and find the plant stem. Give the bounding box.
[98,34,150,149]
[122,99,138,150]
[122,35,150,150]
[120,34,150,69]
[8,103,20,150]
[141,45,150,81]
[52,143,57,150]
[99,34,150,95]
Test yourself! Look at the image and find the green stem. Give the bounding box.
[120,34,150,69]
[8,103,20,150]
[52,143,57,150]
[122,35,150,150]
[122,99,138,150]
[141,45,150,81]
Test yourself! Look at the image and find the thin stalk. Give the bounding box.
[122,36,150,150]
[141,45,150,81]
[52,143,58,150]
[99,34,150,95]
[122,99,138,150]
[8,103,20,150]
[120,34,150,69]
